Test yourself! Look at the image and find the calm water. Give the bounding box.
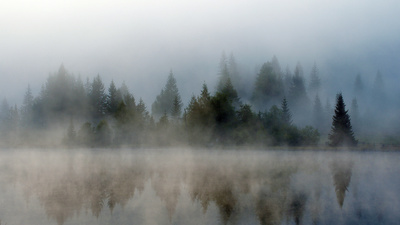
[0,149,399,225]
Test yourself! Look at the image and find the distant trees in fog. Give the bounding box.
[2,54,398,148]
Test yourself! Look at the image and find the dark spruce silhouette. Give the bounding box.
[329,93,358,147]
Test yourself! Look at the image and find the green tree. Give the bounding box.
[237,104,254,124]
[252,62,284,110]
[106,80,119,116]
[39,65,81,124]
[281,97,292,126]
[220,76,240,107]
[89,74,107,121]
[74,76,88,118]
[308,62,321,96]
[288,63,308,107]
[185,84,215,145]
[234,104,261,145]
[0,99,11,141]
[312,94,324,133]
[262,105,285,145]
[217,52,230,92]
[288,62,310,124]
[300,126,320,146]
[20,85,34,128]
[284,66,293,96]
[211,90,237,143]
[228,53,240,89]
[151,71,182,118]
[171,95,182,120]
[328,93,357,147]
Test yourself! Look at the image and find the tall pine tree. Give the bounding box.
[328,93,357,147]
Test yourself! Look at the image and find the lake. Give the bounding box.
[0,149,399,225]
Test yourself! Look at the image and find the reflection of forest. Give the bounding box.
[3,151,358,225]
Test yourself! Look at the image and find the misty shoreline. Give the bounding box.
[1,58,398,149]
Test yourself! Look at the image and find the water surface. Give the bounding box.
[0,149,399,225]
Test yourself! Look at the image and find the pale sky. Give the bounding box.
[1,0,399,105]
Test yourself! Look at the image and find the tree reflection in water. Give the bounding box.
[0,150,398,225]
[331,160,353,208]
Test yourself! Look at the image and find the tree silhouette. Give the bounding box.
[328,94,357,147]
[151,71,182,118]
[313,94,324,132]
[252,61,284,110]
[89,74,107,121]
[106,80,119,115]
[308,62,321,96]
[353,73,363,97]
[281,97,292,126]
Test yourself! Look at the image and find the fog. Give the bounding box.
[1,0,400,106]
[1,2,400,223]
[0,149,399,224]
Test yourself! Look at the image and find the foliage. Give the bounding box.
[252,62,284,110]
[89,75,107,121]
[106,80,119,115]
[308,62,321,95]
[312,94,324,133]
[288,63,308,107]
[151,71,182,118]
[0,64,340,148]
[328,93,357,147]
[281,97,292,126]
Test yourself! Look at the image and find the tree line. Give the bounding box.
[1,54,379,148]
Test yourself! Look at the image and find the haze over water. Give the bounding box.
[0,149,399,225]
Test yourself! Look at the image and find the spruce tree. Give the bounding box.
[171,95,182,119]
[288,62,309,111]
[151,71,182,118]
[252,62,284,110]
[89,74,107,121]
[217,52,230,92]
[309,62,321,95]
[281,97,292,126]
[354,73,363,96]
[328,93,357,147]
[21,85,34,128]
[313,94,324,132]
[106,80,118,115]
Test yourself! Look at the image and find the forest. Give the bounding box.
[0,54,397,149]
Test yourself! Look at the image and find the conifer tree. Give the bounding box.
[221,76,240,107]
[354,73,363,96]
[217,52,230,92]
[252,62,284,110]
[313,94,324,132]
[281,97,292,126]
[328,93,357,147]
[89,74,107,121]
[309,62,321,95]
[288,62,309,110]
[21,85,34,128]
[171,95,182,120]
[151,71,182,118]
[106,80,119,115]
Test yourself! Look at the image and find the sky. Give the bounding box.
[1,0,400,106]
